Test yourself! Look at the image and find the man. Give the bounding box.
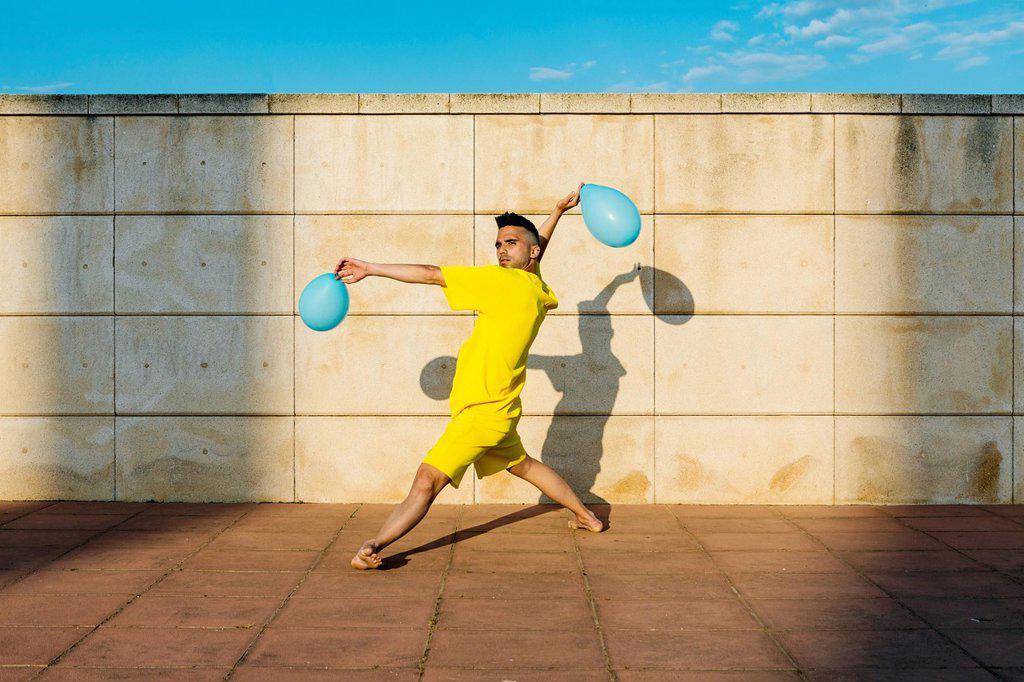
[336,182,604,570]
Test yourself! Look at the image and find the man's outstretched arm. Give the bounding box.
[535,182,583,261]
[334,258,445,286]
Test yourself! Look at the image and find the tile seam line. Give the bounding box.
[664,504,808,679]
[223,502,364,679]
[19,503,197,679]
[783,512,1004,676]
[568,521,617,681]
[415,503,464,680]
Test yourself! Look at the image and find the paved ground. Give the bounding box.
[0,501,1023,680]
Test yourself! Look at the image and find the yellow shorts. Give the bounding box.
[421,411,529,488]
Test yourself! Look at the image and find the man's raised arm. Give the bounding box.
[535,182,583,261]
[334,258,445,286]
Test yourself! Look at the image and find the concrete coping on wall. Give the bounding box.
[0,92,1022,115]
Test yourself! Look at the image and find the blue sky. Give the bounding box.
[2,1,1022,94]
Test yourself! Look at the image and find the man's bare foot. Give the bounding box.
[568,510,604,533]
[351,540,383,570]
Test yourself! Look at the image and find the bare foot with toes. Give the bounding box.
[351,540,383,569]
[568,511,604,533]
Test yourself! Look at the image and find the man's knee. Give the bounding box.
[413,463,450,497]
[507,454,533,478]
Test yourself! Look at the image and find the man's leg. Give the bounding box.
[507,455,603,532]
[351,462,452,569]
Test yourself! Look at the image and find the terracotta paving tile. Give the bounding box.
[0,594,129,626]
[149,570,302,597]
[59,626,255,667]
[116,514,235,533]
[183,548,319,572]
[85,530,210,549]
[901,516,1023,532]
[775,505,889,519]
[228,517,346,534]
[424,669,607,682]
[2,569,163,595]
[108,594,281,627]
[710,550,849,574]
[673,505,785,519]
[206,530,337,551]
[884,505,995,518]
[836,550,989,573]
[698,533,823,552]
[443,570,584,599]
[428,628,603,668]
[748,597,926,630]
[813,531,947,552]
[775,629,980,669]
[963,549,1024,572]
[930,531,1024,550]
[0,626,90,664]
[233,669,417,681]
[37,502,149,515]
[982,505,1024,517]
[730,571,886,599]
[617,672,800,682]
[0,569,27,588]
[902,598,1024,629]
[941,629,1024,667]
[0,530,98,548]
[791,517,909,533]
[586,571,735,600]
[458,516,569,534]
[0,501,55,513]
[866,571,1024,598]
[604,630,792,669]
[3,514,134,531]
[452,531,573,552]
[437,596,592,630]
[47,546,188,571]
[0,546,66,571]
[573,532,700,552]
[295,571,442,599]
[272,596,436,629]
[242,627,424,668]
[684,519,799,535]
[596,598,760,630]
[0,668,41,682]
[449,549,578,573]
[39,668,229,681]
[139,502,255,517]
[581,549,717,574]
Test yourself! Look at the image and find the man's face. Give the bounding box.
[495,226,540,270]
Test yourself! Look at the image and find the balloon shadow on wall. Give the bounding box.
[421,265,693,511]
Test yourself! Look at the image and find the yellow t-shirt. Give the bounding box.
[439,263,558,421]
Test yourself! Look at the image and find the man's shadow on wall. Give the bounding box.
[421,265,693,506]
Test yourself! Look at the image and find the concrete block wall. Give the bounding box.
[0,92,1021,505]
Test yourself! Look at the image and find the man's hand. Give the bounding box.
[334,257,371,283]
[555,182,584,213]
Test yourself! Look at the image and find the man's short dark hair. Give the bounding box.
[495,211,539,244]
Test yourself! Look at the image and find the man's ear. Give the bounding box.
[530,244,542,260]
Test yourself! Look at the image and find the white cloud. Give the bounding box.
[529,67,573,81]
[728,51,828,82]
[529,59,597,81]
[747,33,767,46]
[757,1,820,19]
[956,54,989,70]
[857,21,935,55]
[604,80,671,93]
[682,64,726,82]
[815,34,856,48]
[15,82,73,93]
[936,20,1024,59]
[711,20,740,41]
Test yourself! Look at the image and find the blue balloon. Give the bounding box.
[580,183,642,248]
[299,273,350,331]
